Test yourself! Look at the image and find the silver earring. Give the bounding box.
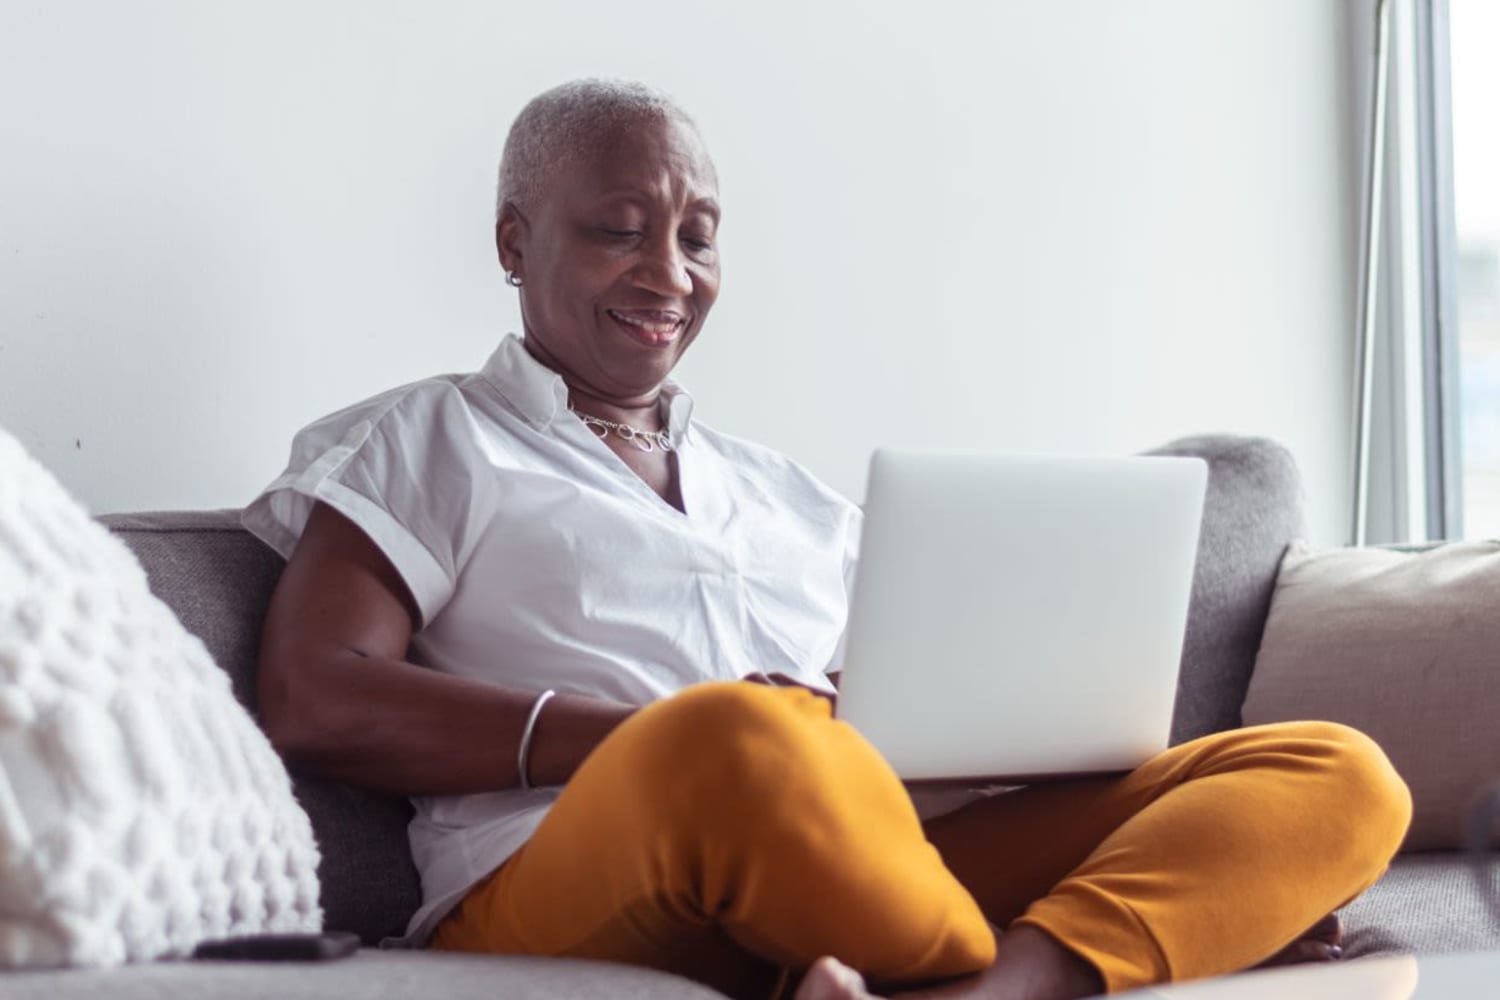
[505,271,523,288]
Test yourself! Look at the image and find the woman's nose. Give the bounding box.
[633,236,694,297]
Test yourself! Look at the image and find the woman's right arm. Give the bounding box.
[255,501,637,797]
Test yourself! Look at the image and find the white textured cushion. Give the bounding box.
[0,429,322,967]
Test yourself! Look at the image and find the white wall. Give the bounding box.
[0,0,1358,543]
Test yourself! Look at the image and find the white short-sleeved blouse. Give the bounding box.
[242,333,864,945]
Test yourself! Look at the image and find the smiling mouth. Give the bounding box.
[607,309,686,347]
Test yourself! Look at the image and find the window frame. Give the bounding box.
[1414,0,1464,539]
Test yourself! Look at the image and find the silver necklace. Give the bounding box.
[570,408,675,453]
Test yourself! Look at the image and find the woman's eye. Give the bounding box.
[601,228,642,239]
[683,236,715,253]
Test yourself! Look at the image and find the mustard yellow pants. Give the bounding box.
[431,682,1411,997]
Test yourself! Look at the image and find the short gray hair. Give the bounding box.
[496,78,699,219]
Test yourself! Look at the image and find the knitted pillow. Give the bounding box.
[0,429,322,967]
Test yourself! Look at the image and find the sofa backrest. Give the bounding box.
[96,433,1304,941]
[98,510,421,945]
[1146,435,1307,744]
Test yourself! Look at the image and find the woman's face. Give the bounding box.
[498,116,721,404]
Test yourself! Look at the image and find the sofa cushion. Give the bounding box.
[1340,852,1500,957]
[97,511,421,945]
[1241,540,1500,851]
[0,949,728,999]
[1144,436,1305,745]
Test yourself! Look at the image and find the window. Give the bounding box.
[1448,0,1500,537]
[1371,0,1500,543]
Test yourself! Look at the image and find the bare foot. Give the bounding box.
[794,956,879,1000]
[791,915,1338,1000]
[891,925,1103,1000]
[1253,913,1344,968]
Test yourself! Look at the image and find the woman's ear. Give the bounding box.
[496,202,527,275]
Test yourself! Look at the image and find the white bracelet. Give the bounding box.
[517,689,556,791]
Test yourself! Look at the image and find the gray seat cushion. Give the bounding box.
[0,950,726,999]
[1341,852,1500,957]
[98,510,423,946]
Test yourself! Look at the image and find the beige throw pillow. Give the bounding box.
[1242,540,1500,851]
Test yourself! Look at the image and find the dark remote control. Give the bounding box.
[192,931,360,962]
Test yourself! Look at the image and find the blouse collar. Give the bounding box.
[480,333,696,444]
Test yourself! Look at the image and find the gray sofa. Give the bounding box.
[6,435,1497,998]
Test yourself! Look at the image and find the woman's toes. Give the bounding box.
[794,956,877,1000]
[1252,911,1345,969]
[1307,912,1343,945]
[1255,938,1344,968]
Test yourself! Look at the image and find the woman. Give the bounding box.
[243,79,1411,1000]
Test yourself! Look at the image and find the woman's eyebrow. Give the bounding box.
[691,198,722,224]
[591,189,651,208]
[591,188,720,222]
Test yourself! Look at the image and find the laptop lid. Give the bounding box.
[834,450,1207,782]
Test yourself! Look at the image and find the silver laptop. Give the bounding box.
[834,450,1207,783]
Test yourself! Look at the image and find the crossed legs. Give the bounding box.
[431,682,1411,998]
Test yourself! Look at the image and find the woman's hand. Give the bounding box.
[742,671,837,712]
